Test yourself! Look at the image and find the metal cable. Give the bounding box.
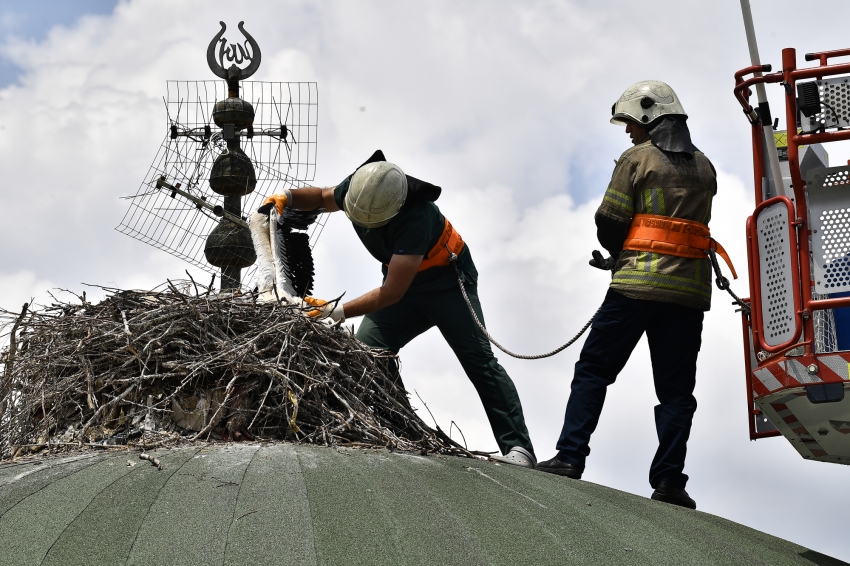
[707,247,750,314]
[449,256,598,360]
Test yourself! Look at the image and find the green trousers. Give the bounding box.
[356,284,534,456]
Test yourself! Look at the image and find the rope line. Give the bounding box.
[448,243,746,360]
[449,255,598,360]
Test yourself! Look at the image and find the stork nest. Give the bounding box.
[0,280,476,461]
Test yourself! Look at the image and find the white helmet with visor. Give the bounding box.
[611,80,687,126]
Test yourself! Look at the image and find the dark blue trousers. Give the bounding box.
[555,289,703,489]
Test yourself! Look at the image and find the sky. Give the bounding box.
[1,0,850,560]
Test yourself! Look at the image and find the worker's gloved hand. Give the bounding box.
[304,296,345,322]
[257,188,293,215]
[589,250,617,271]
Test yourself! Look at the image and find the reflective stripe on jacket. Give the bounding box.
[597,139,718,311]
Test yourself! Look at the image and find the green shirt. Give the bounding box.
[334,176,477,294]
[597,140,717,311]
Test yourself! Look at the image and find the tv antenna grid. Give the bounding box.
[117,21,323,292]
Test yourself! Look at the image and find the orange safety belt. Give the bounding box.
[382,218,464,272]
[622,213,737,279]
[418,218,465,272]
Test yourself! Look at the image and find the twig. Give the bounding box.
[449,420,467,450]
[415,390,441,431]
[186,270,200,296]
[139,453,163,470]
[4,303,28,380]
[1,302,28,416]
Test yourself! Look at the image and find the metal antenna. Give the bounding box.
[117,22,322,292]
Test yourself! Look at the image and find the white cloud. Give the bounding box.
[0,270,57,313]
[1,0,850,560]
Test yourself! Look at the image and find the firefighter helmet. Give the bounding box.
[611,80,687,126]
[344,161,408,228]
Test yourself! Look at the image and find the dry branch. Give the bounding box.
[0,281,470,461]
[139,453,163,470]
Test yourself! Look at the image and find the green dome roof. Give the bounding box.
[0,444,842,565]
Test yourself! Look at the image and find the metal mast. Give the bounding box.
[203,21,263,291]
[740,0,786,200]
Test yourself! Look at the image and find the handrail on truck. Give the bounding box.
[734,50,850,320]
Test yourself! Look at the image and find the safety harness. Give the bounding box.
[419,218,465,272]
[622,213,738,279]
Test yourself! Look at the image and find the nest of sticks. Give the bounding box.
[0,280,475,461]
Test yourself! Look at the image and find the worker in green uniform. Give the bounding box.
[261,151,536,468]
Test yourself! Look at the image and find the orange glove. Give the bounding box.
[259,188,293,215]
[304,296,345,322]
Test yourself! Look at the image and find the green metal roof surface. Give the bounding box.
[0,443,844,565]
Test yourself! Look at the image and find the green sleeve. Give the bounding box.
[333,175,353,211]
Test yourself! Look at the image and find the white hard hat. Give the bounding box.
[610,80,687,126]
[344,161,408,228]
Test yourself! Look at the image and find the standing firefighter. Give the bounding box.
[537,81,734,509]
[260,151,536,468]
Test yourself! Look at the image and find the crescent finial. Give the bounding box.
[206,21,228,79]
[236,21,262,79]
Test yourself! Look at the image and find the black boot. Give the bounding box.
[651,481,696,509]
[536,457,582,479]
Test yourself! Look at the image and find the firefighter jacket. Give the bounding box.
[597,139,717,311]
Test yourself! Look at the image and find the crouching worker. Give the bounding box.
[260,151,536,468]
[537,81,734,509]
